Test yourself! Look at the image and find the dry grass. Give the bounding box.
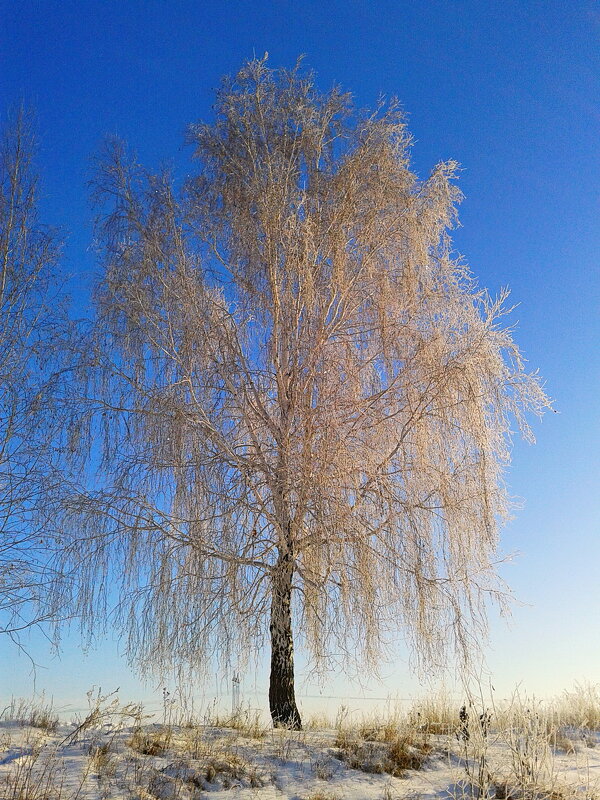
[551,729,577,754]
[203,707,268,739]
[302,793,341,800]
[0,743,65,800]
[444,688,600,800]
[311,756,337,780]
[87,741,114,773]
[129,727,172,756]
[358,719,402,743]
[335,726,431,777]
[148,752,266,792]
[1,698,59,733]
[1,686,599,800]
[27,710,59,734]
[305,712,336,730]
[198,752,266,788]
[387,735,432,772]
[176,725,207,759]
[408,691,460,736]
[553,684,600,731]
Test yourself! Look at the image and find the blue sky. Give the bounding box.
[1,0,599,714]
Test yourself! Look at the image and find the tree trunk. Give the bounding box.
[269,552,302,729]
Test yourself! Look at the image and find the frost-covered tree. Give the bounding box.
[0,108,71,643]
[58,59,549,728]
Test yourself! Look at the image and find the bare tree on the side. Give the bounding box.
[0,108,72,645]
[57,59,549,728]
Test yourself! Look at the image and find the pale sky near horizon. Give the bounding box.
[1,0,599,715]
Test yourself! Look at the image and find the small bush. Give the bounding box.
[334,731,381,773]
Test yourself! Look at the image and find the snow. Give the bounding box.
[1,712,599,800]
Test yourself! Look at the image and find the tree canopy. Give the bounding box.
[0,108,73,645]
[55,59,549,727]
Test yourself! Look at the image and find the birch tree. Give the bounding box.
[0,108,71,643]
[59,59,549,728]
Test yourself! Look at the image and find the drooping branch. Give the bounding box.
[54,60,550,720]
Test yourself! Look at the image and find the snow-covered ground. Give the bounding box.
[1,697,599,800]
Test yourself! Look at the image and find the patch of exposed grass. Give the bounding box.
[311,756,336,780]
[335,728,431,777]
[359,721,401,743]
[386,734,431,773]
[302,793,341,800]
[554,684,600,731]
[145,752,267,793]
[203,708,268,739]
[1,697,59,733]
[28,709,59,733]
[129,727,172,756]
[408,691,460,736]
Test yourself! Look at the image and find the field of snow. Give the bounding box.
[1,689,600,800]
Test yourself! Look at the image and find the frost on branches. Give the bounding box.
[55,59,550,728]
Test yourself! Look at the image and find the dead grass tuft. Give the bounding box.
[1,697,60,733]
[129,727,171,756]
[359,721,400,743]
[386,734,431,774]
[166,752,266,790]
[88,741,114,774]
[203,707,268,739]
[302,793,341,800]
[335,728,430,777]
[28,710,59,733]
[312,756,336,780]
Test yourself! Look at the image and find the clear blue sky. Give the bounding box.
[1,0,599,714]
